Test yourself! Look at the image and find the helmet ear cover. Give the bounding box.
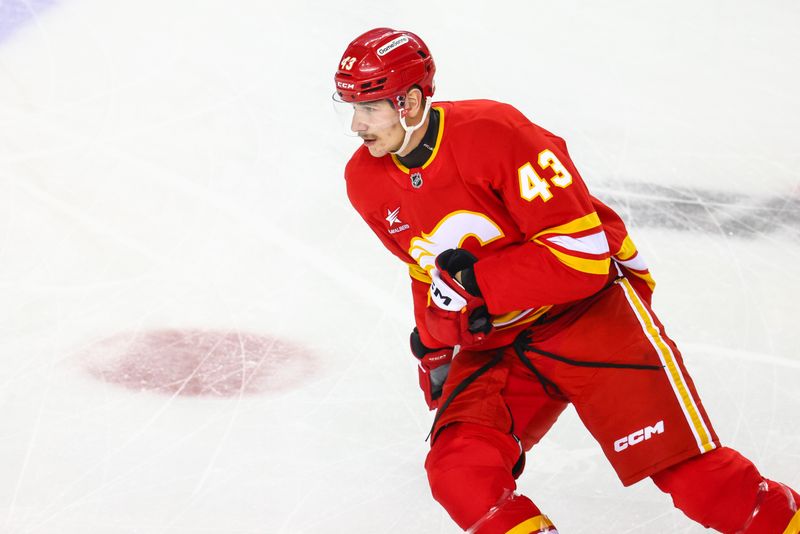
[390,85,424,113]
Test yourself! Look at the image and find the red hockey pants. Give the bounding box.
[424,278,799,532]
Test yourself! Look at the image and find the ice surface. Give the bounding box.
[0,1,798,533]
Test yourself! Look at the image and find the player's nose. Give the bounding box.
[350,114,368,134]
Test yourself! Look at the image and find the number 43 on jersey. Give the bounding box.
[518,149,573,202]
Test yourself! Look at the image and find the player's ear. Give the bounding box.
[405,87,424,119]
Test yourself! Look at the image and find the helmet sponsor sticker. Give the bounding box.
[377,36,409,56]
[337,81,355,89]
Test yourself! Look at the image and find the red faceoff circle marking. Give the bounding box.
[80,329,314,397]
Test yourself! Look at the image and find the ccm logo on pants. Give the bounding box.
[614,421,665,452]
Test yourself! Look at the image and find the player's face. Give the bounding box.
[350,100,404,157]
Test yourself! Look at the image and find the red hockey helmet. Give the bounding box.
[334,28,435,104]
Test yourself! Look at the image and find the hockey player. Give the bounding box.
[334,28,800,534]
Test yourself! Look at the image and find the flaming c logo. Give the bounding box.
[408,211,504,271]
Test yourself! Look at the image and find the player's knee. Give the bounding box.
[425,423,520,529]
[651,447,762,532]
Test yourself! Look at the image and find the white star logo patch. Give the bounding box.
[385,207,402,227]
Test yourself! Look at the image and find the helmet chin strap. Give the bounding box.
[391,96,433,156]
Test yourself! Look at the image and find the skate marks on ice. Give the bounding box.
[596,181,800,239]
[77,329,316,397]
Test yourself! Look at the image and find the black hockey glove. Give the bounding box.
[425,248,492,347]
[435,248,483,297]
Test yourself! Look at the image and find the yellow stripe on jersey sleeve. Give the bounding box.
[533,212,602,240]
[614,235,656,291]
[615,235,638,261]
[627,270,656,292]
[539,246,611,275]
[781,509,800,534]
[531,213,609,276]
[408,263,432,283]
[505,514,556,534]
[493,306,552,330]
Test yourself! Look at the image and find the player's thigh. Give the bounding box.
[503,358,568,451]
[432,347,512,439]
[433,347,567,448]
[537,279,720,485]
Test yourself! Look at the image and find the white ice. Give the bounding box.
[0,1,798,533]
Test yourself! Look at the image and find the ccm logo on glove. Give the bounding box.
[430,270,467,311]
[425,249,492,347]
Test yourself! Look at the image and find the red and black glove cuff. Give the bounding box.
[425,249,493,347]
[435,248,482,297]
[410,327,454,410]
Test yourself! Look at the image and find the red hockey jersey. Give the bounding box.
[345,100,654,349]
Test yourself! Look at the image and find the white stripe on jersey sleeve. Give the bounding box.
[545,231,609,256]
[617,254,648,272]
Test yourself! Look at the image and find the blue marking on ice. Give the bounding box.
[0,0,57,43]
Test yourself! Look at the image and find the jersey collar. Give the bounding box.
[390,106,445,173]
